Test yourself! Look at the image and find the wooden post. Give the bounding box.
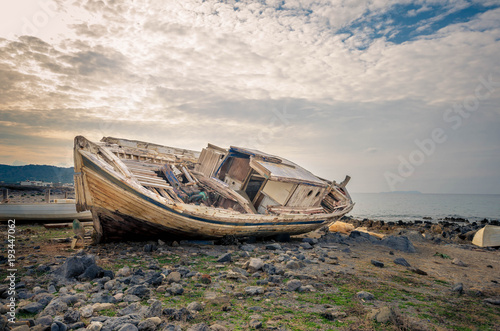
[45,189,50,203]
[2,188,7,201]
[65,191,68,199]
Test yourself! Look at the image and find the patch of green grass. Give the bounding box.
[100,309,116,317]
[433,252,451,259]
[17,311,38,319]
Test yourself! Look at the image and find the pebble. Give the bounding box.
[87,321,103,331]
[356,291,374,301]
[452,283,464,294]
[451,258,468,267]
[217,253,232,263]
[245,286,264,295]
[393,257,411,267]
[368,306,394,323]
[247,258,264,272]
[371,260,384,268]
[285,279,302,291]
[265,243,282,250]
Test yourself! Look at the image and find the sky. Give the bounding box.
[0,0,499,194]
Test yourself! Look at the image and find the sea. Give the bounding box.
[347,193,500,223]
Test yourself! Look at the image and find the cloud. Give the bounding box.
[0,0,499,193]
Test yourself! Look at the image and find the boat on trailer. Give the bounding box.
[74,136,354,242]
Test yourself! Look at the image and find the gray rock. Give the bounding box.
[265,243,282,250]
[48,285,57,293]
[144,300,162,318]
[452,283,464,294]
[41,299,68,317]
[247,258,264,272]
[119,303,146,317]
[118,323,138,331]
[67,322,85,330]
[34,293,54,307]
[408,267,427,275]
[371,260,384,268]
[484,297,500,305]
[393,257,411,267]
[101,314,141,331]
[63,309,80,324]
[300,242,313,250]
[379,236,416,253]
[137,318,160,331]
[187,324,210,331]
[162,307,193,321]
[356,291,374,301]
[91,293,117,304]
[58,294,81,305]
[50,321,67,331]
[451,258,468,267]
[78,264,103,281]
[248,319,262,329]
[166,272,181,284]
[86,321,103,331]
[167,283,184,295]
[144,244,156,253]
[240,244,256,252]
[244,286,264,295]
[232,267,250,277]
[53,255,96,279]
[349,230,378,243]
[35,316,53,326]
[104,280,117,291]
[21,302,44,314]
[123,295,141,303]
[125,285,150,298]
[298,284,315,292]
[368,306,393,323]
[285,261,301,270]
[321,308,347,321]
[79,305,93,318]
[286,279,302,291]
[187,323,210,331]
[216,253,232,263]
[162,325,182,331]
[116,267,132,277]
[187,301,203,312]
[209,324,228,331]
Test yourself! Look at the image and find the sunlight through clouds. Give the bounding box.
[0,0,499,193]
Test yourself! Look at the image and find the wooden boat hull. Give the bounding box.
[0,203,92,222]
[78,150,353,241]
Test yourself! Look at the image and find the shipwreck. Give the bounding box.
[74,136,354,242]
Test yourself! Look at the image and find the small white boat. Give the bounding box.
[0,201,92,222]
[472,225,500,247]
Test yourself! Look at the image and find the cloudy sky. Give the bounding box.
[0,0,499,194]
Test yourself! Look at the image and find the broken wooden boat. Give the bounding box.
[74,136,354,242]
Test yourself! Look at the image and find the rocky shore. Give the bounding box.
[1,219,499,331]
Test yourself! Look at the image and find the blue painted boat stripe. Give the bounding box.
[81,154,325,227]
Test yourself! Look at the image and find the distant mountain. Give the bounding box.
[0,164,74,184]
